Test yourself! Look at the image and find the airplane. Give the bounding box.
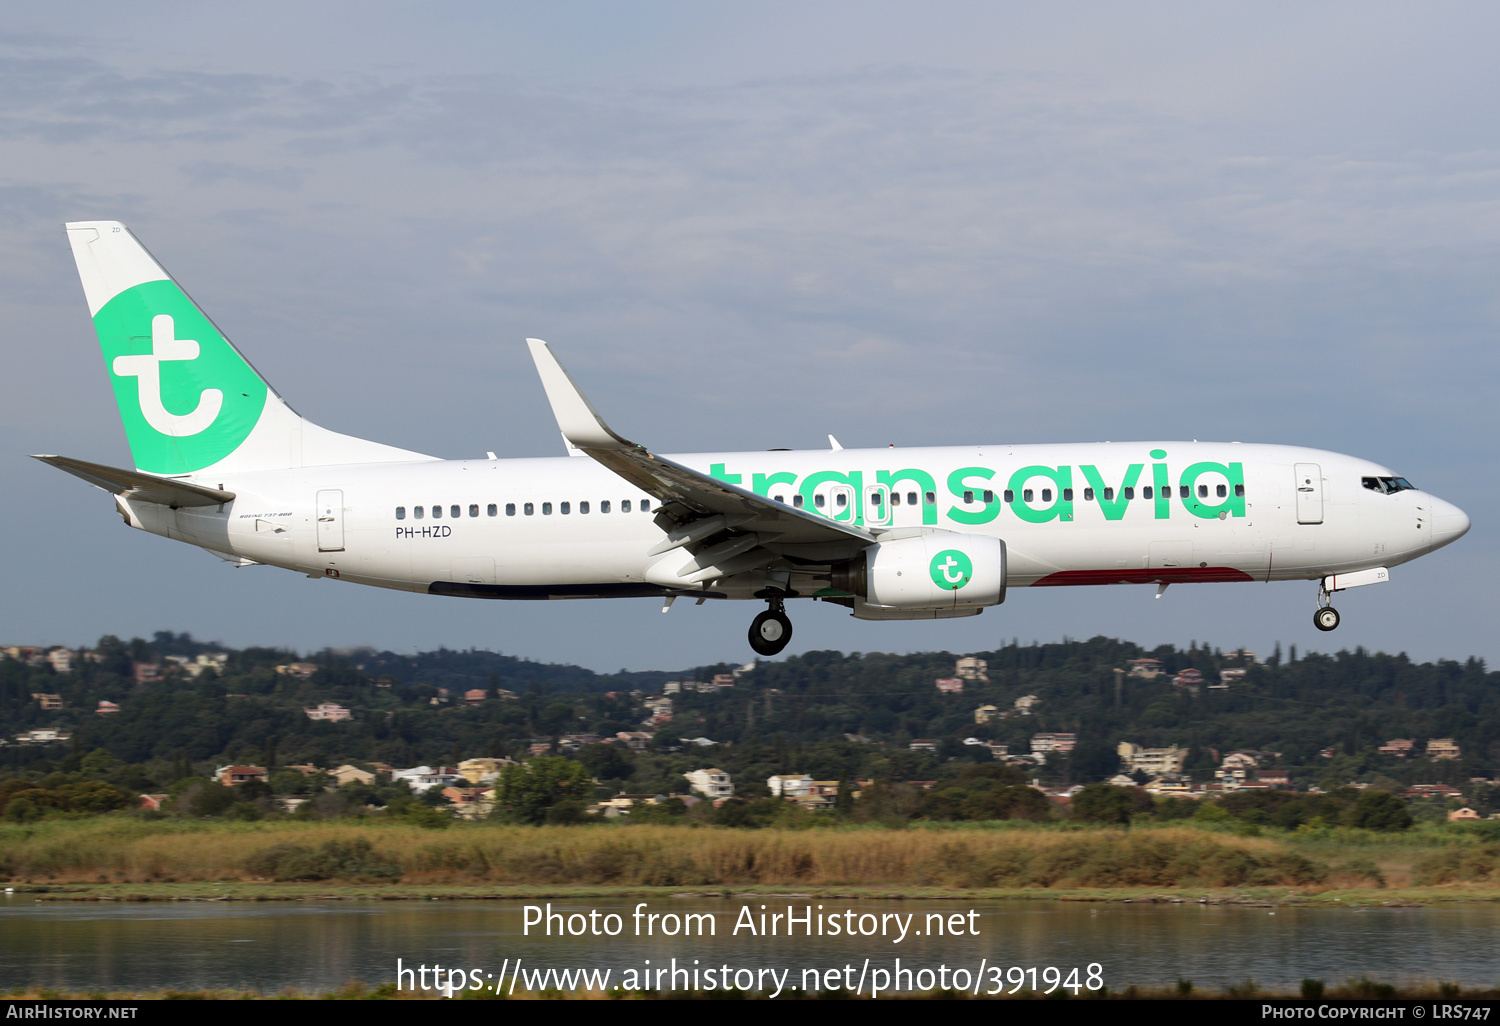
[39,221,1471,657]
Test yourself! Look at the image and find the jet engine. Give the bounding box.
[830,534,1006,612]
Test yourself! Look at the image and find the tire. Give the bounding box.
[1313,606,1340,632]
[749,610,793,656]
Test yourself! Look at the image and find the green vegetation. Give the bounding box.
[0,817,1493,893]
[1,632,1494,846]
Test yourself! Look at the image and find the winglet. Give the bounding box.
[526,339,634,451]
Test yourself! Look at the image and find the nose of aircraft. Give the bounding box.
[1430,497,1471,549]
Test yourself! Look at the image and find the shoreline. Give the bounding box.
[7,881,1498,906]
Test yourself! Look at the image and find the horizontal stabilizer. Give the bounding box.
[33,454,235,508]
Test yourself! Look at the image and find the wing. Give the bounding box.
[34,454,235,508]
[526,338,871,586]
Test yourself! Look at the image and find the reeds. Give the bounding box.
[0,819,1354,888]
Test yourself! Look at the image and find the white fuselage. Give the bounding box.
[120,440,1469,603]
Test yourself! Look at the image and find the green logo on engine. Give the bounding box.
[93,279,267,475]
[929,549,972,590]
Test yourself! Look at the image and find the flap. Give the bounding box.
[34,454,235,508]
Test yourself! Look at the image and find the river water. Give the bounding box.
[3,895,1495,996]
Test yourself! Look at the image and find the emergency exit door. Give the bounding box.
[316,490,345,551]
[1294,464,1323,525]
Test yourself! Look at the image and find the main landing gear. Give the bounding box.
[1313,585,1341,632]
[749,595,793,656]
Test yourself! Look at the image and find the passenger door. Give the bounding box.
[316,490,345,552]
[1294,464,1323,525]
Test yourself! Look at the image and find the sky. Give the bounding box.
[2,3,1496,672]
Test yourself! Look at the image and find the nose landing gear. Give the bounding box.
[749,596,793,656]
[1313,585,1340,632]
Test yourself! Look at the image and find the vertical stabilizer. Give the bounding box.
[64,221,433,476]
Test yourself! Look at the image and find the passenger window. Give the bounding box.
[1004,490,1014,503]
[1143,486,1153,499]
[1063,488,1073,501]
[469,504,479,518]
[815,494,826,508]
[432,505,442,519]
[924,491,936,505]
[488,504,498,517]
[580,501,589,514]
[890,492,901,506]
[543,502,553,515]
[1179,486,1190,498]
[641,499,650,512]
[560,502,570,515]
[523,502,534,516]
[1103,488,1114,501]
[793,494,804,509]
[907,492,918,506]
[982,490,994,504]
[622,500,631,512]
[450,505,460,519]
[1198,485,1208,498]
[505,503,516,516]
[414,506,425,520]
[1234,485,1244,498]
[601,500,611,513]
[1123,487,1134,500]
[1023,489,1033,502]
[835,493,847,508]
[396,506,406,520]
[1216,484,1227,498]
[963,490,974,504]
[1084,488,1094,501]
[1042,488,1052,502]
[774,494,785,504]
[870,492,882,506]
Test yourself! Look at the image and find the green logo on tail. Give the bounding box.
[929,549,972,590]
[94,280,267,475]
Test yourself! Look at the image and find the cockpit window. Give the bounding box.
[1362,476,1416,495]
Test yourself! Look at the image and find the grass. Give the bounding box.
[3,818,1499,898]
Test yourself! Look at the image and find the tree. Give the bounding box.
[1067,738,1122,783]
[1071,783,1136,825]
[1345,790,1413,832]
[494,757,593,824]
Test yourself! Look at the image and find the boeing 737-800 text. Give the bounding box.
[39,221,1471,655]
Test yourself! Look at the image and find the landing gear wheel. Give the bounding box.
[1313,606,1341,632]
[749,610,793,656]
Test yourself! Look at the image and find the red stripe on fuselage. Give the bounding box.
[1032,567,1256,587]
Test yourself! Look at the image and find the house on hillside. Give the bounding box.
[684,768,734,799]
[956,657,989,681]
[216,765,268,787]
[1427,738,1462,760]
[768,774,813,798]
[1117,743,1189,776]
[392,766,461,793]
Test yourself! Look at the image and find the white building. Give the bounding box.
[392,766,462,793]
[684,768,734,799]
[1117,742,1189,776]
[768,774,813,798]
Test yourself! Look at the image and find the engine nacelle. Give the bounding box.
[832,534,1006,611]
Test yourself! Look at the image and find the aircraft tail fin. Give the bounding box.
[64,221,433,477]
